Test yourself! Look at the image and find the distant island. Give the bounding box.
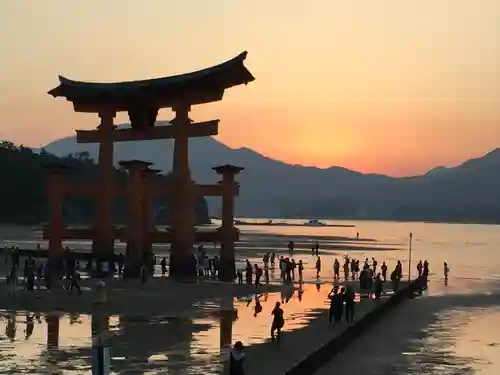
[40,127,500,224]
[0,141,209,225]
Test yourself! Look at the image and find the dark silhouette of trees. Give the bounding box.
[0,142,209,225]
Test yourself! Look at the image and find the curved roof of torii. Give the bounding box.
[48,51,254,112]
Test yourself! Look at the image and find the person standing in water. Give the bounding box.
[298,260,304,282]
[271,302,284,343]
[444,262,449,280]
[315,256,321,279]
[270,252,276,268]
[333,258,340,280]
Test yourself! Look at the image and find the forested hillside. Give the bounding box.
[0,141,209,224]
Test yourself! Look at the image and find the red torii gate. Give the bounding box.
[47,52,254,278]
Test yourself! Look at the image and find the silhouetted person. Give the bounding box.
[381,261,388,281]
[344,287,355,323]
[343,258,350,281]
[333,258,340,279]
[254,264,262,287]
[70,271,82,294]
[244,260,252,284]
[229,341,245,375]
[417,260,423,278]
[262,252,270,270]
[160,257,167,277]
[298,260,304,281]
[288,241,294,254]
[444,262,449,280]
[374,273,383,300]
[390,269,399,291]
[328,286,343,327]
[271,302,284,343]
[270,252,276,268]
[236,269,243,284]
[315,256,321,279]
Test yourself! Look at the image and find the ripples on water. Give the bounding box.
[399,306,500,375]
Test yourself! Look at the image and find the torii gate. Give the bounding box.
[47,51,254,277]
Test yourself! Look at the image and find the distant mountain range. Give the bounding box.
[41,123,500,223]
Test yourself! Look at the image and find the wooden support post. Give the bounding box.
[213,164,244,281]
[169,104,197,278]
[142,168,160,258]
[44,164,68,263]
[46,314,60,349]
[93,111,116,261]
[220,297,236,374]
[119,160,152,277]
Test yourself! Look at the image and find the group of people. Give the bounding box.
[4,246,83,295]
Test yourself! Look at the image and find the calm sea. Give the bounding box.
[0,220,499,374]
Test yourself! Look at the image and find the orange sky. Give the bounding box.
[0,0,499,176]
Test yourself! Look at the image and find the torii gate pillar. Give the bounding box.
[120,160,152,277]
[169,104,197,278]
[213,165,243,281]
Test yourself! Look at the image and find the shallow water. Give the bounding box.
[1,220,500,374]
[0,283,331,374]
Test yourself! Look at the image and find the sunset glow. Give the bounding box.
[0,0,499,176]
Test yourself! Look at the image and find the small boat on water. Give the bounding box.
[304,219,327,226]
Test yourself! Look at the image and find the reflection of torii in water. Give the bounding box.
[5,311,16,342]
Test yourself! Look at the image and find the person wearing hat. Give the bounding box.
[229,341,245,375]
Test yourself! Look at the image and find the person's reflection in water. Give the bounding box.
[254,294,263,317]
[264,268,269,284]
[316,282,321,292]
[6,312,16,342]
[298,284,304,302]
[69,313,81,325]
[284,283,294,303]
[25,314,34,340]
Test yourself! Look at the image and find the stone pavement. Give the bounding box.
[241,293,392,375]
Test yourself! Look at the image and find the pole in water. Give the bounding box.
[408,232,413,282]
[92,334,110,375]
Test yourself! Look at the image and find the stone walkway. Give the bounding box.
[241,288,399,375]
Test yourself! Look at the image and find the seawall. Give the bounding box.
[285,279,422,375]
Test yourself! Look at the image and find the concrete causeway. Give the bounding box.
[241,281,415,375]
